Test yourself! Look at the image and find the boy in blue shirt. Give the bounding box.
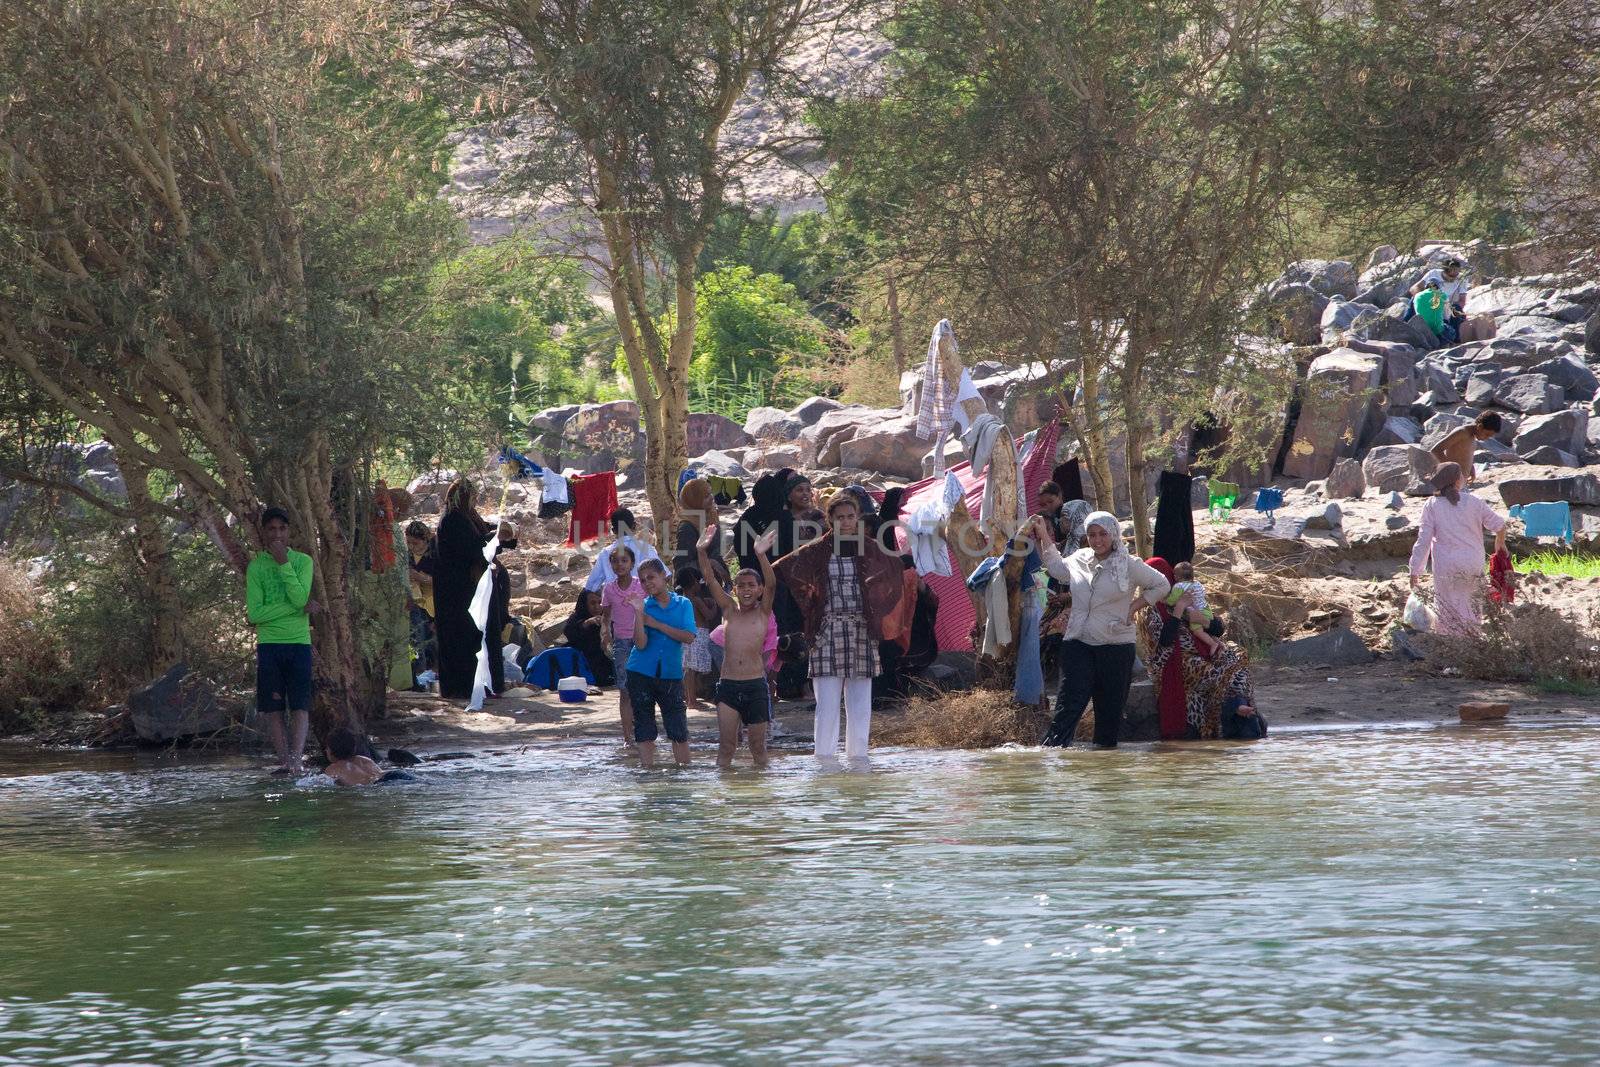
[627,559,698,768]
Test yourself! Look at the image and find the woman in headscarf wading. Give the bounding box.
[1031,511,1172,747]
[1408,462,1507,637]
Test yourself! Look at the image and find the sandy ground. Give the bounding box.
[370,660,1600,757]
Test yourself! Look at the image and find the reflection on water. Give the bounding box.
[2,727,1598,1065]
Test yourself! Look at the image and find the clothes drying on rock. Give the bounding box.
[565,471,618,546]
[538,470,571,518]
[705,474,745,506]
[524,646,596,690]
[1509,501,1574,545]
[1208,479,1241,517]
[498,446,544,480]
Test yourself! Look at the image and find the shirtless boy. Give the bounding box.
[699,527,778,768]
[323,727,383,786]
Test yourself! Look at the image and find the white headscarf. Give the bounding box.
[1072,510,1129,592]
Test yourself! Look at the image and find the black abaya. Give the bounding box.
[1152,470,1196,565]
[435,509,488,700]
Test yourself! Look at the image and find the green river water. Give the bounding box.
[1,724,1597,1066]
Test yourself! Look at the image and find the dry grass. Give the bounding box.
[875,687,1049,748]
[1425,595,1600,692]
[0,560,80,733]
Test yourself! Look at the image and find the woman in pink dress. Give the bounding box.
[1408,462,1507,636]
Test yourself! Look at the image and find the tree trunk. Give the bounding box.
[121,456,184,673]
[1077,370,1119,516]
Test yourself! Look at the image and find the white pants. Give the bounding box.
[813,675,873,760]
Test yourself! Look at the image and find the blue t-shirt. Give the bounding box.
[626,592,696,679]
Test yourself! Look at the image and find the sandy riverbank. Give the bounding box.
[368,659,1600,756]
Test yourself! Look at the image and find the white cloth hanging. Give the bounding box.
[465,536,499,712]
[906,472,963,578]
[540,470,569,506]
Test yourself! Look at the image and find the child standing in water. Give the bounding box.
[600,543,644,747]
[674,564,723,709]
[699,528,778,769]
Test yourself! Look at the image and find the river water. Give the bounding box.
[2,725,1597,1066]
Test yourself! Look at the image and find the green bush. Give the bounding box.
[0,560,80,735]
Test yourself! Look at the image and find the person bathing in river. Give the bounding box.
[699,527,779,769]
[247,507,320,774]
[1031,511,1170,748]
[322,728,416,786]
[600,543,644,747]
[627,559,698,769]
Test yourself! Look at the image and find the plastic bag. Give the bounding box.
[1402,591,1434,632]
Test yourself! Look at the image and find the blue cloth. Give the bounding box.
[1510,502,1574,545]
[523,646,594,690]
[498,446,543,479]
[678,467,699,493]
[626,593,696,680]
[1014,599,1044,706]
[966,555,1003,592]
[1253,487,1284,514]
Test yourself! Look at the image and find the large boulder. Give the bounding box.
[1585,307,1600,356]
[1268,625,1375,667]
[1419,360,1461,403]
[1521,446,1580,468]
[1362,444,1437,495]
[1492,374,1563,415]
[1354,253,1427,307]
[837,412,930,480]
[1319,297,1384,344]
[1256,281,1328,345]
[745,444,802,471]
[1532,354,1598,402]
[1283,348,1384,480]
[529,404,580,435]
[1369,309,1441,350]
[1366,244,1400,270]
[798,405,881,467]
[1497,315,1568,338]
[744,406,802,442]
[685,412,753,458]
[560,400,645,476]
[790,396,844,428]
[1498,474,1600,508]
[1513,410,1589,458]
[1368,415,1423,447]
[1280,258,1359,299]
[1466,283,1548,319]
[1325,458,1367,500]
[129,662,226,743]
[690,449,750,480]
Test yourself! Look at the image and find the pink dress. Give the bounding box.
[1408,491,1506,636]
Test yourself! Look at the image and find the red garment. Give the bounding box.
[370,482,397,573]
[565,471,619,546]
[1488,547,1515,604]
[1145,556,1189,741]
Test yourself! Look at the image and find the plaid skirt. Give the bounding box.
[809,614,879,679]
[685,626,714,673]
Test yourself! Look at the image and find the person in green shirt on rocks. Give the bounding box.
[247,507,317,773]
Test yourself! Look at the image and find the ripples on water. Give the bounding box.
[1,726,1597,1066]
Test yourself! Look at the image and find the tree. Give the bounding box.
[821,0,1310,553]
[417,241,602,472]
[0,0,460,735]
[421,0,871,531]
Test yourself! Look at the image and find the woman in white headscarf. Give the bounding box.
[1030,511,1171,747]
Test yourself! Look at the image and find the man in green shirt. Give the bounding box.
[246,507,316,773]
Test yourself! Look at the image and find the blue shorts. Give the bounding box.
[257,643,313,715]
[627,670,688,744]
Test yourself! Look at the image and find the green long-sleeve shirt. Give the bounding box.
[246,549,314,645]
